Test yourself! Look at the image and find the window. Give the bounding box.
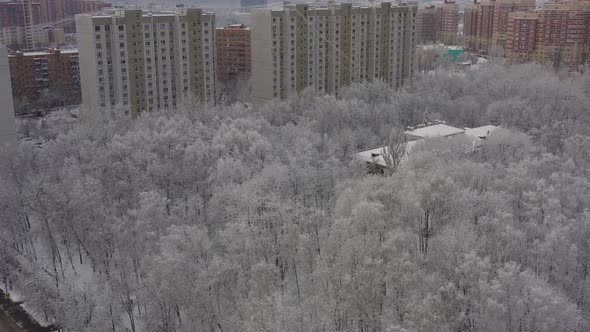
[95,25,100,31]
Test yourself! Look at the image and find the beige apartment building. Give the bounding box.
[0,45,16,146]
[76,8,216,117]
[251,2,417,103]
[0,26,50,50]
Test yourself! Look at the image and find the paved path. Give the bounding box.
[0,306,23,332]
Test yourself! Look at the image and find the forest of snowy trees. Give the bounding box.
[1,63,590,331]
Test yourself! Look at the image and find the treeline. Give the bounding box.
[0,64,589,331]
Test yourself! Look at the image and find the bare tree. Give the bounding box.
[381,127,407,173]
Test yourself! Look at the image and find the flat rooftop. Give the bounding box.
[9,49,78,57]
[405,124,464,139]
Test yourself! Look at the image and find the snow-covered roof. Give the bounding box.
[355,141,418,168]
[465,125,498,139]
[20,51,50,56]
[419,44,463,51]
[405,124,464,139]
[10,49,78,57]
[356,124,497,170]
[355,146,389,167]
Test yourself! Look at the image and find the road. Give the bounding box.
[0,306,23,332]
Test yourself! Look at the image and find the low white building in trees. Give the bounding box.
[354,141,419,174]
[356,124,499,172]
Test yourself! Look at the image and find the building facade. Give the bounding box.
[464,1,495,54]
[251,2,417,102]
[0,0,42,29]
[0,45,16,145]
[417,0,458,45]
[505,1,590,70]
[216,24,251,82]
[40,0,111,33]
[438,0,459,45]
[0,26,50,50]
[417,6,437,44]
[0,0,52,49]
[8,48,80,109]
[464,0,535,55]
[76,8,216,117]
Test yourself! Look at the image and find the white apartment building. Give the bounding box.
[252,2,417,103]
[76,7,216,117]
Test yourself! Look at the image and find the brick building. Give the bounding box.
[464,0,534,55]
[438,0,459,45]
[505,12,539,63]
[216,24,251,83]
[0,0,111,50]
[417,6,437,44]
[464,1,495,54]
[0,0,42,28]
[40,0,111,33]
[0,0,47,49]
[505,1,590,70]
[416,0,458,45]
[8,48,80,109]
